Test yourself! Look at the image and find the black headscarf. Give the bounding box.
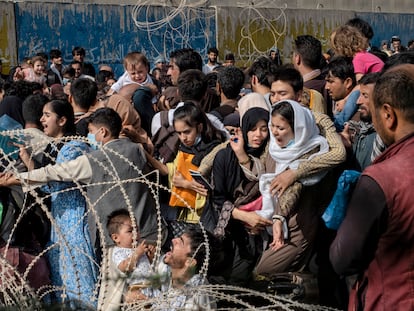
[179,138,221,167]
[212,107,269,206]
[241,107,269,158]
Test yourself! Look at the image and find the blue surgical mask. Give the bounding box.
[87,133,100,150]
[285,139,295,148]
[62,78,71,86]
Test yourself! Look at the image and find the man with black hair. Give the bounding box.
[325,56,358,131]
[248,56,278,107]
[47,49,66,86]
[167,48,203,86]
[210,66,245,125]
[155,224,216,309]
[203,47,220,74]
[340,72,384,171]
[223,53,235,67]
[390,35,406,54]
[72,46,96,77]
[293,35,331,116]
[69,78,98,136]
[0,107,162,252]
[21,94,52,156]
[330,64,414,311]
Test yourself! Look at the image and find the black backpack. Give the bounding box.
[151,111,180,164]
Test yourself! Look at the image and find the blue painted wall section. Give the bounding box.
[9,2,414,79]
[15,3,216,77]
[358,12,414,47]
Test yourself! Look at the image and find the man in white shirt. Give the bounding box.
[202,47,220,74]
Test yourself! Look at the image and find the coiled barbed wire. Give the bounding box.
[0,130,338,310]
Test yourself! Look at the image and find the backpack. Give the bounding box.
[151,110,180,164]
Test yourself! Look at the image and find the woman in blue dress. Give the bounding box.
[21,99,98,307]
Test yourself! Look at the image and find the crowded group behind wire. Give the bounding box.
[0,16,414,311]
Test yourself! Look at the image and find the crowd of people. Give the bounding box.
[0,16,414,310]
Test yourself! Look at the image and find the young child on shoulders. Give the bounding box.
[107,208,157,302]
[108,52,157,96]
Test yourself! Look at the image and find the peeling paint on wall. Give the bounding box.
[358,12,414,48]
[6,2,414,79]
[15,3,216,77]
[216,7,355,67]
[0,3,17,75]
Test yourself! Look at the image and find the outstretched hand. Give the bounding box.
[0,172,19,187]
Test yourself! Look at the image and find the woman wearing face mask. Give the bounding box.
[205,106,273,286]
[148,102,224,224]
[19,99,97,307]
[254,100,331,278]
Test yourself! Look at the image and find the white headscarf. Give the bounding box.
[268,99,329,177]
[258,100,329,222]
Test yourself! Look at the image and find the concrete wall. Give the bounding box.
[1,1,414,76]
[13,3,215,77]
[0,3,18,75]
[4,0,414,13]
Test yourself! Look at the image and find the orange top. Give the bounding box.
[169,151,199,208]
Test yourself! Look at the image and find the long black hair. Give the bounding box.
[46,99,76,136]
[173,102,223,144]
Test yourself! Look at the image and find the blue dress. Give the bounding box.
[44,140,98,308]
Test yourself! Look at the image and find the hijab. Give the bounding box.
[213,106,270,205]
[268,99,329,175]
[241,107,269,158]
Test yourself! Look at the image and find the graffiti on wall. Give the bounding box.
[9,2,414,78]
[216,6,355,67]
[15,3,216,77]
